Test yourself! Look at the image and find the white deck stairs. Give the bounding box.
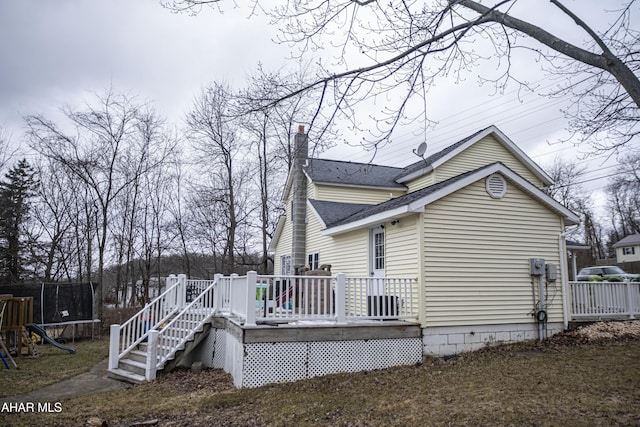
[108,318,212,384]
[108,275,218,384]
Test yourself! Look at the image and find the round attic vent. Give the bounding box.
[486,174,507,199]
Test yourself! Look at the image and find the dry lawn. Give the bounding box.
[0,337,109,398]
[3,321,640,427]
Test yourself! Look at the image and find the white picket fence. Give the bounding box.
[569,281,640,319]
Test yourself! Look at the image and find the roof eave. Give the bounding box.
[282,166,295,201]
[313,181,406,192]
[307,200,328,229]
[268,215,286,253]
[396,164,434,184]
[321,205,424,236]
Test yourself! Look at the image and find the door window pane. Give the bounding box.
[374,231,384,270]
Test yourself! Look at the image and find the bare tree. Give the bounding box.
[0,126,17,173]
[165,1,640,153]
[543,156,609,261]
[167,163,194,277]
[25,89,171,315]
[133,118,180,303]
[238,65,331,273]
[607,153,640,240]
[30,159,81,281]
[544,156,588,213]
[186,83,250,274]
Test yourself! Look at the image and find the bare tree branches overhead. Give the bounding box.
[164,0,640,153]
[25,89,180,311]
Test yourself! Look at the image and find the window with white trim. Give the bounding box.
[307,252,319,270]
[280,255,292,275]
[624,247,635,255]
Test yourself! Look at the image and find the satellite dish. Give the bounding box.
[413,142,427,158]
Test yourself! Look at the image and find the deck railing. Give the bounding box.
[569,281,640,319]
[148,279,218,380]
[230,273,419,325]
[344,277,418,320]
[109,274,186,372]
[109,271,419,380]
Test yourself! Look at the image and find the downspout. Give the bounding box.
[417,212,426,327]
[559,232,569,330]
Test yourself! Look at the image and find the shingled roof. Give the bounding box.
[316,162,579,236]
[396,127,488,180]
[307,199,372,228]
[324,166,482,228]
[612,234,640,248]
[304,158,406,190]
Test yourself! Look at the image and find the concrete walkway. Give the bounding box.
[0,359,131,403]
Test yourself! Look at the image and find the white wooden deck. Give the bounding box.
[108,272,421,385]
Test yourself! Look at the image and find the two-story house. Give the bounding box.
[270,125,579,355]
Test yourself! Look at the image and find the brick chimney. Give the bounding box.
[291,125,308,273]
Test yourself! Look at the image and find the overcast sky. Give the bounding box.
[0,0,634,214]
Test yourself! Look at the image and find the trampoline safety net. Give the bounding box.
[0,282,96,324]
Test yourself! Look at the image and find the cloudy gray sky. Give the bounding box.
[0,0,286,137]
[0,0,633,213]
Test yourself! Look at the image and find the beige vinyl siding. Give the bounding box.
[385,215,421,314]
[422,179,564,328]
[306,179,316,200]
[306,204,369,276]
[435,135,544,188]
[386,216,419,277]
[314,183,403,204]
[273,191,294,275]
[273,215,292,274]
[406,172,435,193]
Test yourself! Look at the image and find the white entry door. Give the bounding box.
[369,226,385,296]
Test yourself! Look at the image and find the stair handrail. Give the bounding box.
[150,279,218,377]
[116,275,185,360]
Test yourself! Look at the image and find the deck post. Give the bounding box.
[146,329,159,381]
[108,324,120,370]
[177,274,187,308]
[335,273,346,324]
[626,280,635,319]
[213,273,223,313]
[245,271,257,326]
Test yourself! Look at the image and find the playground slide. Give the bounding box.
[26,323,76,355]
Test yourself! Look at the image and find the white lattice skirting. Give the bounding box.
[240,338,422,388]
[187,324,422,388]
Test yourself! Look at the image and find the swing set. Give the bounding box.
[0,299,17,369]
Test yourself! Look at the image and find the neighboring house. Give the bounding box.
[612,234,640,263]
[270,124,579,355]
[117,278,162,307]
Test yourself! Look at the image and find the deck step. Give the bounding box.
[119,358,146,376]
[107,367,146,384]
[111,314,213,384]
[128,349,147,364]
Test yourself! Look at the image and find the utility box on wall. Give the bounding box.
[546,263,557,282]
[529,258,545,276]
